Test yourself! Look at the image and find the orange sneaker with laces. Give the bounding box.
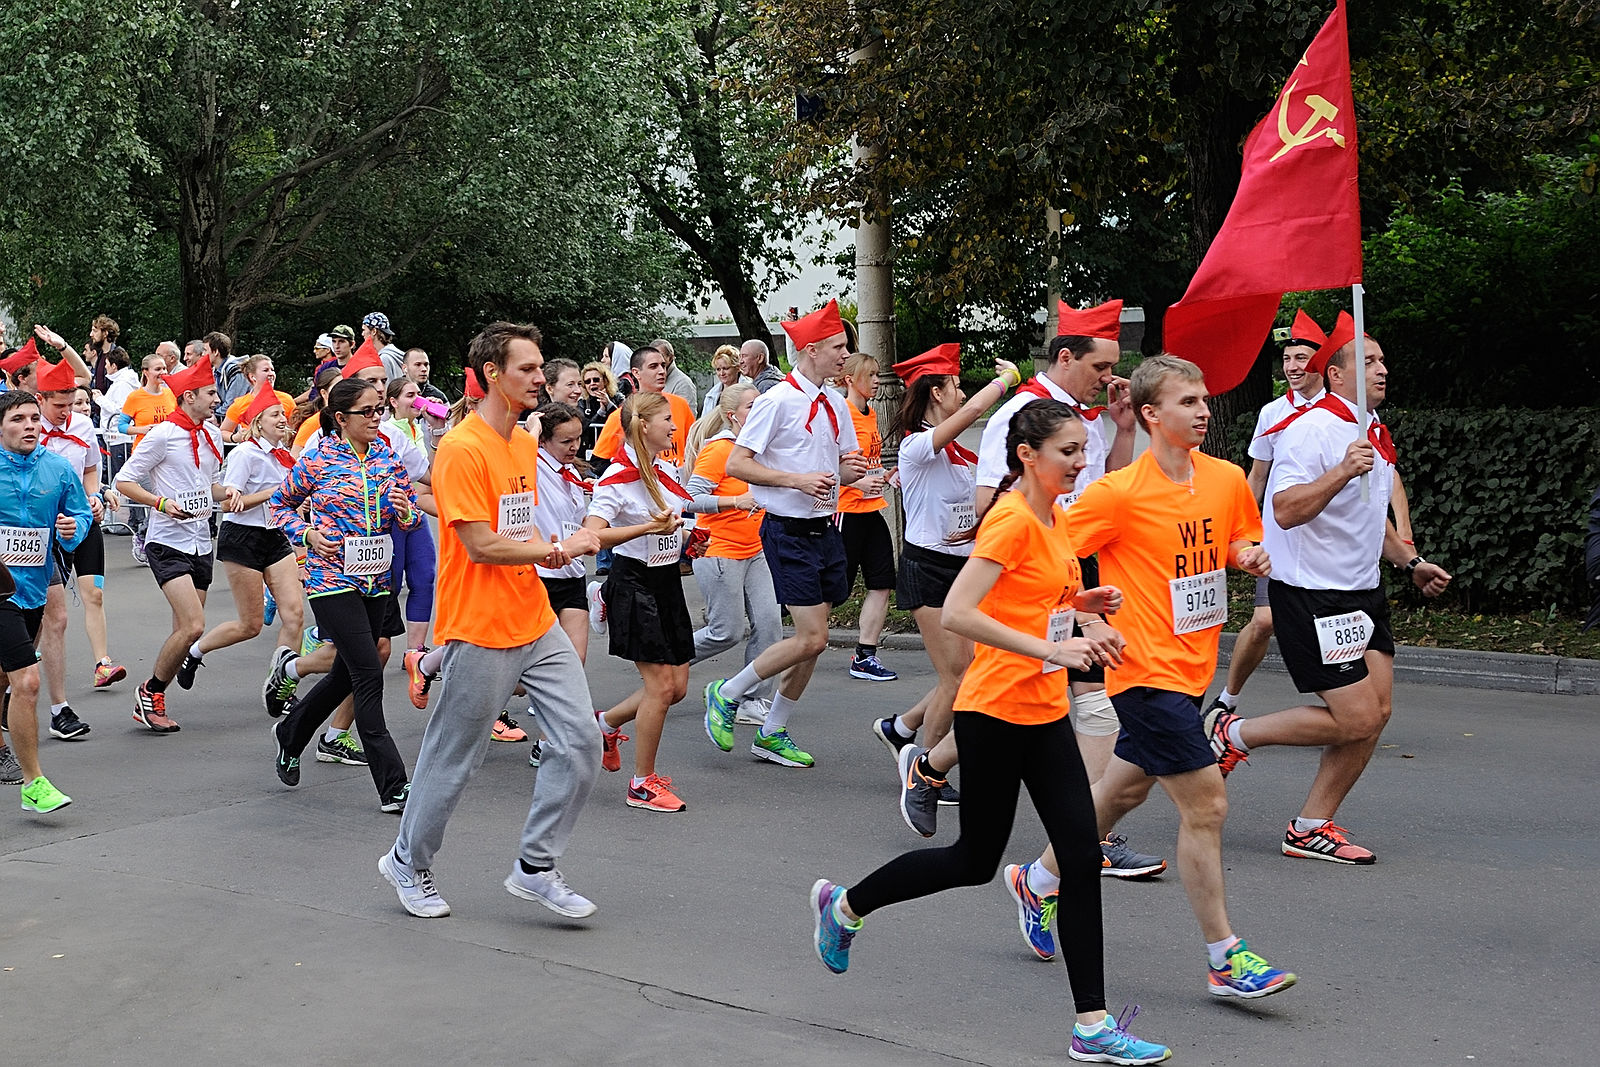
[626,773,686,813]
[596,710,628,772]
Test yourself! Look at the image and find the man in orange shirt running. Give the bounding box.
[591,346,694,468]
[381,321,605,920]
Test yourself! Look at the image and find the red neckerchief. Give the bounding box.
[785,373,840,436]
[1257,394,1396,463]
[255,438,294,468]
[561,466,593,492]
[1017,376,1104,419]
[924,424,976,466]
[42,418,90,450]
[597,447,693,500]
[165,409,222,467]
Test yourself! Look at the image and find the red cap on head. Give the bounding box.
[1,338,41,374]
[780,299,847,350]
[34,356,78,393]
[1288,309,1329,350]
[341,338,384,379]
[892,343,962,387]
[163,354,213,399]
[1057,299,1123,341]
[464,366,485,400]
[1309,310,1358,376]
[239,382,284,426]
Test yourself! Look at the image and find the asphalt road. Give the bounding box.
[3,544,1597,1066]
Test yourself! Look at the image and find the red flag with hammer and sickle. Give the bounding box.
[1162,0,1361,395]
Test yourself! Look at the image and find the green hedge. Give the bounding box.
[1227,408,1600,614]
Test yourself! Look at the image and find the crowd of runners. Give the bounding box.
[0,300,1450,1064]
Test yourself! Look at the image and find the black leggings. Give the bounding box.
[279,591,407,798]
[848,710,1105,1013]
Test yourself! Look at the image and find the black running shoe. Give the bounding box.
[872,716,914,761]
[380,782,410,814]
[49,706,91,741]
[527,739,542,768]
[896,744,943,838]
[273,722,300,787]
[937,781,960,807]
[175,651,203,691]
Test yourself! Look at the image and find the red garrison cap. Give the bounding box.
[1309,310,1365,376]
[892,343,962,387]
[1,338,41,374]
[341,338,385,379]
[1057,299,1123,341]
[780,299,847,350]
[33,356,78,393]
[163,354,214,398]
[464,366,485,400]
[1288,309,1328,350]
[239,382,284,425]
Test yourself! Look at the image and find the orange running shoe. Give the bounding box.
[596,710,628,772]
[491,711,528,743]
[403,649,433,710]
[94,661,127,688]
[626,773,685,813]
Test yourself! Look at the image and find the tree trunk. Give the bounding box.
[721,270,769,349]
[177,156,230,341]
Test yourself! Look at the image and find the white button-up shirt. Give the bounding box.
[117,420,224,553]
[734,374,858,518]
[535,448,589,578]
[976,374,1111,507]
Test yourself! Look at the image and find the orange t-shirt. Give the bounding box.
[430,414,558,649]
[593,391,694,468]
[691,437,764,560]
[953,491,1082,725]
[225,389,295,426]
[122,387,176,450]
[293,414,322,452]
[837,399,886,513]
[1067,450,1262,698]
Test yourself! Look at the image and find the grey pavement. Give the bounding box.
[4,546,1598,1066]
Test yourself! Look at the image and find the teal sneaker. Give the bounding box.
[300,626,326,658]
[1208,939,1297,999]
[703,683,735,752]
[751,727,813,768]
[1070,1005,1171,1064]
[809,879,861,974]
[20,775,72,814]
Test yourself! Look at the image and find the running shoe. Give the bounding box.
[49,706,91,741]
[734,696,770,726]
[626,773,685,812]
[1202,703,1249,777]
[596,711,628,773]
[380,782,411,814]
[937,782,960,806]
[872,716,914,761]
[1281,820,1377,865]
[0,744,22,786]
[132,683,180,733]
[503,865,597,918]
[273,721,300,787]
[262,647,298,718]
[19,776,72,814]
[262,587,277,627]
[378,850,450,918]
[175,650,203,690]
[896,744,942,838]
[1003,862,1058,961]
[809,878,861,974]
[93,660,127,688]
[704,678,738,727]
[131,532,147,566]
[1069,1005,1171,1065]
[586,580,607,634]
[751,728,814,768]
[300,626,326,657]
[316,730,367,765]
[848,653,897,681]
[704,691,736,753]
[1207,939,1297,999]
[527,740,542,768]
[491,711,527,743]
[403,648,433,710]
[1100,834,1167,879]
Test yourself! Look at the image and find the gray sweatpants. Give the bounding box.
[691,552,782,700]
[395,625,600,872]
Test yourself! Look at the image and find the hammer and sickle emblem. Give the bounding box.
[1270,78,1347,162]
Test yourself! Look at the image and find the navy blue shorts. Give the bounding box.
[1111,687,1214,777]
[761,514,848,608]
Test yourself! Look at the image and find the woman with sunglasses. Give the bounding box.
[578,362,617,464]
[269,377,423,813]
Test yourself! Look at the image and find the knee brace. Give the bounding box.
[1070,688,1120,737]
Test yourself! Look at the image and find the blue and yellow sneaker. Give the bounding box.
[1208,939,1297,999]
[809,879,861,974]
[1004,862,1057,961]
[704,681,735,752]
[1069,1005,1171,1064]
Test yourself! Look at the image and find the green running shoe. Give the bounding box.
[751,728,814,768]
[20,775,72,813]
[703,682,736,752]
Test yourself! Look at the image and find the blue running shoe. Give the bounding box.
[1207,939,1297,999]
[300,626,325,657]
[809,879,861,974]
[1004,862,1057,961]
[1070,1005,1171,1065]
[848,653,897,681]
[263,586,278,627]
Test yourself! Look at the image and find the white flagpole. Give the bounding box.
[1352,283,1370,501]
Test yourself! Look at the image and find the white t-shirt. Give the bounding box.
[734,373,858,518]
[588,444,689,565]
[1263,392,1394,591]
[40,411,98,477]
[975,374,1112,510]
[221,439,294,528]
[898,426,977,556]
[116,420,224,553]
[1247,389,1324,464]
[535,448,589,579]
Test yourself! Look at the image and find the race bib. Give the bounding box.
[861,467,886,500]
[342,535,393,576]
[497,491,535,542]
[560,520,582,540]
[1055,490,1082,512]
[811,484,839,514]
[1041,608,1072,675]
[945,501,976,539]
[1316,611,1373,664]
[0,525,48,567]
[175,487,213,516]
[1169,569,1228,636]
[646,531,681,567]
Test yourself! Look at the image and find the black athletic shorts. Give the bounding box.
[541,575,588,614]
[146,542,215,591]
[0,598,43,673]
[1267,580,1396,694]
[840,509,896,591]
[50,521,107,585]
[216,523,294,572]
[895,542,966,612]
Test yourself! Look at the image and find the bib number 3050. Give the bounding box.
[1315,611,1373,664]
[342,535,393,576]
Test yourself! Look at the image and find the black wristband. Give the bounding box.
[1403,555,1425,575]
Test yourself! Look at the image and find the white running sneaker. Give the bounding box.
[734,696,770,726]
[586,580,608,634]
[504,865,597,918]
[378,850,450,918]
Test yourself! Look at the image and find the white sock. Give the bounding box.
[1293,817,1328,834]
[1207,935,1241,970]
[631,775,647,789]
[189,641,203,659]
[1026,861,1061,897]
[419,645,445,677]
[50,702,67,716]
[1074,1015,1110,1035]
[285,658,300,680]
[1227,720,1248,752]
[720,663,764,701]
[761,693,796,734]
[1218,689,1239,708]
[892,715,916,739]
[324,726,344,743]
[832,897,859,928]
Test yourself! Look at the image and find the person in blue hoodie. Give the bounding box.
[0,389,92,812]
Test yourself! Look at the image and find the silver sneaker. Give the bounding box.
[378,850,450,917]
[1100,833,1167,879]
[503,865,596,918]
[735,696,770,726]
[0,744,22,786]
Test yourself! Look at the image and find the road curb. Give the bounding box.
[826,627,1600,695]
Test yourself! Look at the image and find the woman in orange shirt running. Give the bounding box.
[807,398,1171,1066]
